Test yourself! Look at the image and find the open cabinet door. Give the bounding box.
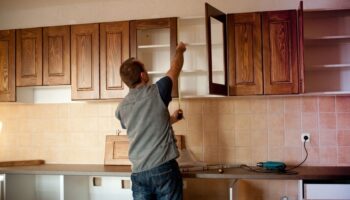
[205,3,228,95]
[298,1,305,93]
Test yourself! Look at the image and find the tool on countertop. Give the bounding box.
[256,161,287,171]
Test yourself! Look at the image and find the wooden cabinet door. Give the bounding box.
[100,21,129,99]
[227,13,263,95]
[205,3,228,95]
[298,1,305,93]
[130,17,178,97]
[16,28,43,86]
[262,10,299,94]
[71,24,99,100]
[0,30,16,102]
[43,26,70,85]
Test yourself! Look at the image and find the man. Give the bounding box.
[116,42,186,200]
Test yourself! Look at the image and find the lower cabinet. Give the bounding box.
[6,174,63,200]
[5,174,132,200]
[0,174,4,200]
[301,180,350,200]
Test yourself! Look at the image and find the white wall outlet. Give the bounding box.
[301,133,310,143]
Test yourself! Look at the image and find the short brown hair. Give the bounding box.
[120,57,145,88]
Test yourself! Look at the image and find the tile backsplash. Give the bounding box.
[0,96,349,165]
[1,95,349,199]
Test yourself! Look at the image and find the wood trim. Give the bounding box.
[71,23,100,100]
[43,25,71,85]
[0,30,16,102]
[228,13,263,96]
[298,1,305,93]
[100,21,129,99]
[262,10,299,94]
[205,3,228,95]
[16,28,43,86]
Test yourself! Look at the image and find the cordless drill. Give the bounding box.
[256,161,286,171]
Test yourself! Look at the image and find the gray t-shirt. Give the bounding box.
[115,77,179,173]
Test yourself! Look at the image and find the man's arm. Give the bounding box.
[166,42,186,84]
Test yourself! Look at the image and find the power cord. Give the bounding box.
[240,137,309,175]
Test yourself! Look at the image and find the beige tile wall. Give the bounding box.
[0,95,349,199]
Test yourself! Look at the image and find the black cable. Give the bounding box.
[240,140,308,175]
[285,140,308,171]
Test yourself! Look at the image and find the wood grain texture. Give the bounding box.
[0,30,16,102]
[71,23,99,100]
[104,135,183,166]
[205,3,228,95]
[130,17,178,97]
[100,21,129,99]
[0,160,45,167]
[263,10,299,94]
[298,1,305,93]
[16,28,43,86]
[43,25,70,85]
[228,13,263,96]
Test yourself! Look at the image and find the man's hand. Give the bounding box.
[170,109,184,124]
[176,42,186,53]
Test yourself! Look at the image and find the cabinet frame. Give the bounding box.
[0,30,16,102]
[130,17,178,97]
[16,28,43,87]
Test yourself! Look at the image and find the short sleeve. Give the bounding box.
[156,76,173,107]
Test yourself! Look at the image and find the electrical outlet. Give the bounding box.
[301,133,310,143]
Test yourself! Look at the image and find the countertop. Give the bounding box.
[1,164,350,180]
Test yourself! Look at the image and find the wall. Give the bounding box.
[1,0,350,30]
[1,0,350,199]
[1,95,350,199]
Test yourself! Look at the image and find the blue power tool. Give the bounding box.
[256,161,286,171]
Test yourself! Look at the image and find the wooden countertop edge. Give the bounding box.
[1,164,350,180]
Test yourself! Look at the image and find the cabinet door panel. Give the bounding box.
[0,30,15,102]
[263,10,299,94]
[43,26,70,85]
[205,3,228,95]
[16,28,43,86]
[298,1,305,93]
[100,21,129,99]
[71,24,99,100]
[228,13,263,95]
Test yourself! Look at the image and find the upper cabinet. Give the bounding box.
[71,23,100,100]
[16,28,43,86]
[100,21,129,99]
[16,26,71,87]
[0,30,16,102]
[206,3,301,96]
[71,22,130,100]
[130,17,178,97]
[262,10,299,95]
[43,25,71,86]
[303,9,350,94]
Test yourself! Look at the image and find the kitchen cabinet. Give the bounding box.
[16,28,43,87]
[71,23,100,100]
[71,22,129,100]
[177,17,210,97]
[5,174,63,200]
[0,30,16,102]
[43,25,71,86]
[303,9,350,94]
[206,3,301,96]
[67,175,132,200]
[130,17,178,97]
[100,21,129,99]
[301,180,350,200]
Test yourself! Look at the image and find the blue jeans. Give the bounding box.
[131,159,183,200]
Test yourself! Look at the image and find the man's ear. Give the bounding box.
[140,72,147,81]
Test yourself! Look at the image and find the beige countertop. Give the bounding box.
[1,164,350,180]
